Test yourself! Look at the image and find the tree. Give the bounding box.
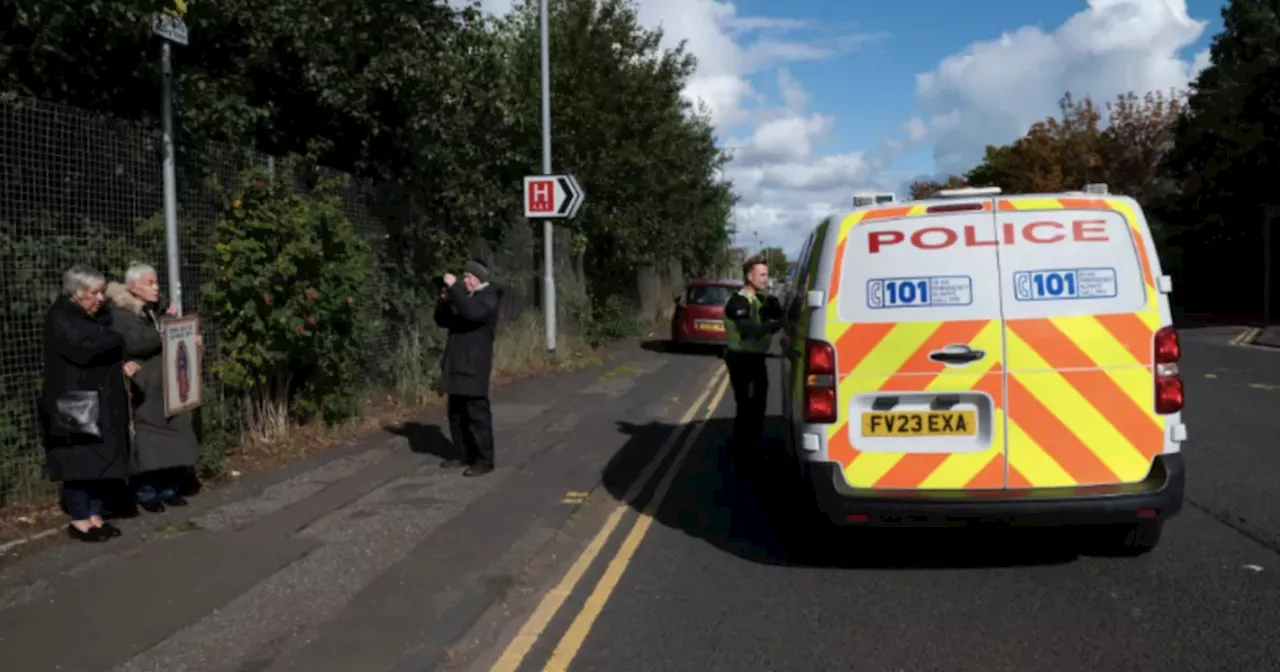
[760,246,789,280]
[908,174,968,200]
[1161,0,1280,316]
[1099,91,1184,205]
[962,91,1182,201]
[493,0,732,299]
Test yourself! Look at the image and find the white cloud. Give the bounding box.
[902,117,928,144]
[461,1,1218,257]
[915,0,1210,175]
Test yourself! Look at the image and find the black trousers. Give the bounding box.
[447,395,495,468]
[725,352,769,450]
[63,480,106,521]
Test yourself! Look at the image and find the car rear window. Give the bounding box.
[686,284,736,306]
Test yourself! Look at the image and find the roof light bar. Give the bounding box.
[937,186,1002,198]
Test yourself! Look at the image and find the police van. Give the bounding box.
[779,187,1185,554]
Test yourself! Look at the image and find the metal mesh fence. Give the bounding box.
[0,95,546,509]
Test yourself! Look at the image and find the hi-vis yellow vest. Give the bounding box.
[725,289,770,353]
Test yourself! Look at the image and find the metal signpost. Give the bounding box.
[537,0,555,353]
[522,172,584,353]
[153,7,188,314]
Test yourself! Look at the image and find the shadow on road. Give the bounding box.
[601,416,1080,570]
[1173,311,1264,330]
[385,421,456,460]
[639,339,724,357]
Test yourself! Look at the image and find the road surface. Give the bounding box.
[2,327,1279,672]
[453,326,1280,672]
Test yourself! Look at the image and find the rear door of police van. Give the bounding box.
[826,200,1008,492]
[996,198,1166,490]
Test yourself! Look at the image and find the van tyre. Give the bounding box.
[1089,520,1163,556]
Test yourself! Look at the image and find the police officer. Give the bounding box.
[723,254,783,464]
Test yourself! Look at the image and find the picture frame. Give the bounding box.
[161,314,204,417]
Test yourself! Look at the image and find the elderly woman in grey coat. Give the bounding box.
[42,265,138,542]
[105,262,199,512]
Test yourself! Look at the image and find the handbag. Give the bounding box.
[51,390,102,439]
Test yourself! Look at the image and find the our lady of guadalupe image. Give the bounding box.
[175,339,190,403]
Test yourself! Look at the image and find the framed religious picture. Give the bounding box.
[161,314,204,417]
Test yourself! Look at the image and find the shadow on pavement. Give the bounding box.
[602,416,1080,570]
[385,421,456,460]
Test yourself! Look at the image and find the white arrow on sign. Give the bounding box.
[523,174,585,218]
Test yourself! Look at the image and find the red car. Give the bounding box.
[670,279,742,348]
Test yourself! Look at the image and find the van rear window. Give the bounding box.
[835,208,1150,323]
[996,210,1148,319]
[837,213,1005,323]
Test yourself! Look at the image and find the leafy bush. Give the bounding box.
[203,162,376,440]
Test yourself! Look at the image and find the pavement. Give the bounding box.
[1253,325,1280,348]
[441,325,1280,672]
[5,326,1280,672]
[0,339,724,672]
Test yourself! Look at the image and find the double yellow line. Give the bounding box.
[490,366,731,672]
[1231,326,1262,346]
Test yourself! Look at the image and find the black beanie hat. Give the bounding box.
[462,260,489,283]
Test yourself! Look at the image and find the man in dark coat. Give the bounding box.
[42,265,132,542]
[106,264,199,512]
[433,260,501,476]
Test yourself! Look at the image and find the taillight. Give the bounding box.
[804,340,837,423]
[1154,326,1183,414]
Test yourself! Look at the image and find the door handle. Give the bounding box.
[928,344,986,365]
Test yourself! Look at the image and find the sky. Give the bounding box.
[466,0,1225,256]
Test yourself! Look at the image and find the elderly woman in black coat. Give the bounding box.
[41,265,138,542]
[106,262,199,512]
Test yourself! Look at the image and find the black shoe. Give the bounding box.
[463,464,494,477]
[67,525,109,543]
[102,504,139,520]
[96,523,123,538]
[138,500,166,514]
[162,496,189,507]
[440,459,468,469]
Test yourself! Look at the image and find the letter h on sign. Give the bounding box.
[527,179,555,214]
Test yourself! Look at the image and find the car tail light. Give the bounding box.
[1154,326,1183,414]
[804,339,837,423]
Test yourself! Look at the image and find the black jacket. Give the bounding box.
[105,282,199,474]
[433,282,501,398]
[724,291,783,349]
[40,295,131,482]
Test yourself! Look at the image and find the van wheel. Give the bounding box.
[1087,520,1163,557]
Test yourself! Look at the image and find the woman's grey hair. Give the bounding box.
[124,261,158,286]
[61,264,106,297]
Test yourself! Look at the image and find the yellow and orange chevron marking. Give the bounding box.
[821,196,1165,491]
[827,319,1006,491]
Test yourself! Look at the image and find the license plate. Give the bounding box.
[696,320,724,332]
[861,411,977,437]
